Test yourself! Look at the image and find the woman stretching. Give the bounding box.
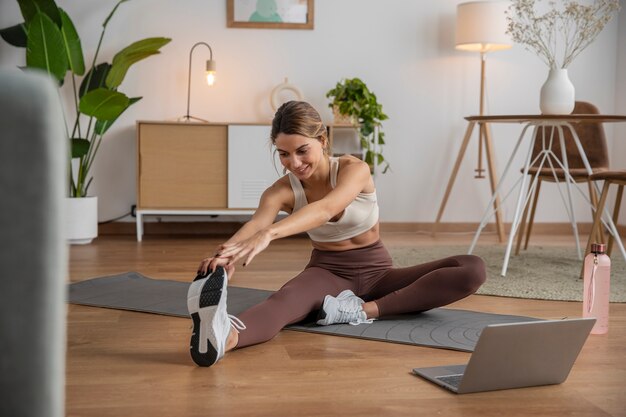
[187,101,486,367]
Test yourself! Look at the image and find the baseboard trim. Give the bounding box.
[100,221,626,237]
[379,222,626,235]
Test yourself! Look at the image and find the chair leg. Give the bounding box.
[607,184,623,257]
[587,181,605,243]
[515,179,534,255]
[581,180,611,279]
[524,178,542,250]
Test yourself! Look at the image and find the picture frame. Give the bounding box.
[227,0,314,30]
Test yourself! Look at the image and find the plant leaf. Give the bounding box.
[59,8,84,75]
[95,96,141,135]
[79,62,111,98]
[18,0,62,27]
[26,12,68,82]
[105,37,171,89]
[106,50,158,88]
[79,88,129,120]
[71,138,90,158]
[0,23,28,47]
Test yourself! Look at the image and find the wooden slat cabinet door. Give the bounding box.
[137,122,228,209]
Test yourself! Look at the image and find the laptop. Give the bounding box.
[412,318,595,394]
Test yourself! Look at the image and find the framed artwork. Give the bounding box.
[227,0,314,30]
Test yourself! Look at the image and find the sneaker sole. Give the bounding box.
[187,267,227,367]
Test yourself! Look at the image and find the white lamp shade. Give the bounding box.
[455,1,512,53]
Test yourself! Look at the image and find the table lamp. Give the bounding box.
[455,1,511,178]
[182,42,216,122]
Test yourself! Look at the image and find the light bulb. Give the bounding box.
[206,71,215,86]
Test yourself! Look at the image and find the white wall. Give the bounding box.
[0,0,623,225]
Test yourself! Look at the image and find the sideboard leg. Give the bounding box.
[136,212,143,242]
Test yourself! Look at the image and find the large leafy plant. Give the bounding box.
[326,77,390,174]
[0,0,171,197]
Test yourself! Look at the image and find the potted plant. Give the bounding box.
[0,0,171,244]
[505,0,620,114]
[326,77,390,174]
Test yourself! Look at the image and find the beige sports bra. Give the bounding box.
[287,157,379,242]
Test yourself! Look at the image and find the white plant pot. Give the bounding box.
[65,196,98,245]
[539,68,575,115]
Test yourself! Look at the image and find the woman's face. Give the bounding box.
[274,133,325,180]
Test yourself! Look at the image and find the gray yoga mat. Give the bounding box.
[68,272,541,352]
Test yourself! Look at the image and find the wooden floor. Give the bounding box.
[67,231,626,417]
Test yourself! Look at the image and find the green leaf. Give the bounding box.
[59,8,84,75]
[105,50,158,89]
[361,123,374,137]
[105,37,171,88]
[71,138,90,158]
[0,23,28,47]
[79,63,111,98]
[95,96,141,135]
[26,12,68,82]
[79,88,129,120]
[18,0,62,27]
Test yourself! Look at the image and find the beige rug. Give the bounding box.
[389,245,625,302]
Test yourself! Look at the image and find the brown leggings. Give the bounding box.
[236,240,486,348]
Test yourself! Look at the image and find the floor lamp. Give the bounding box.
[181,42,216,122]
[434,1,511,239]
[456,1,511,177]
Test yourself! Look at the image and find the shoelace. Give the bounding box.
[229,314,246,331]
[348,314,374,326]
[337,297,374,326]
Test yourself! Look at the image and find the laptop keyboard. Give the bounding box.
[435,374,464,389]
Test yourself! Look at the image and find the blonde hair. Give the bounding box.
[270,101,329,154]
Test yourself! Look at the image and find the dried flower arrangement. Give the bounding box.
[505,0,620,69]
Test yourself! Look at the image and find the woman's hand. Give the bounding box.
[213,229,272,269]
[197,257,236,280]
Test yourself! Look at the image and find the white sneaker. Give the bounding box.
[316,290,374,326]
[187,266,245,366]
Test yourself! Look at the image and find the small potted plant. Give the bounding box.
[0,0,171,243]
[326,77,390,174]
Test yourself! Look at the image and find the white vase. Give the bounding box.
[65,196,98,244]
[539,68,575,115]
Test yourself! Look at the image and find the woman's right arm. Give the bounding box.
[198,179,292,274]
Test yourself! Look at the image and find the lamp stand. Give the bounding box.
[475,52,505,241]
[475,52,487,178]
[181,42,213,123]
